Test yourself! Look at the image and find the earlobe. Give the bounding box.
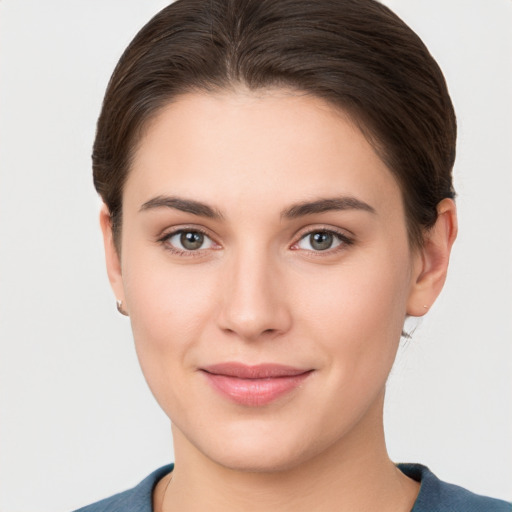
[407,198,458,317]
[99,204,126,309]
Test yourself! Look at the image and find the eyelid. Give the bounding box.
[157,225,221,256]
[156,223,354,257]
[290,225,354,253]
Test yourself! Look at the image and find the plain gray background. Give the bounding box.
[1,1,511,510]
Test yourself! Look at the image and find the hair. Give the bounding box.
[92,0,456,249]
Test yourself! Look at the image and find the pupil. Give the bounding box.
[181,231,204,250]
[311,232,333,251]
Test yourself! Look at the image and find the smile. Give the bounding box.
[200,363,313,406]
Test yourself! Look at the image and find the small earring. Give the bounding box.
[423,305,429,309]
[116,299,129,316]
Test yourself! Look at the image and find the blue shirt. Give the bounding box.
[73,463,511,511]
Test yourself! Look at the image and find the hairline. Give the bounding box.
[111,84,426,253]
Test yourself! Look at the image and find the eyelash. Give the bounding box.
[292,228,354,256]
[157,226,217,258]
[157,226,354,257]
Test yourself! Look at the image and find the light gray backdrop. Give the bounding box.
[0,1,511,511]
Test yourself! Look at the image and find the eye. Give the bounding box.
[163,229,216,252]
[295,230,350,252]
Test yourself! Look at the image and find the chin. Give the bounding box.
[179,416,329,475]
[208,442,314,474]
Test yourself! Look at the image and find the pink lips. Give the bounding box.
[200,363,313,406]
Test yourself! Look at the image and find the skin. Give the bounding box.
[101,89,457,511]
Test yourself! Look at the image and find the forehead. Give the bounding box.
[125,89,402,217]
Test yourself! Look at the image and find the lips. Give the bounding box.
[200,363,313,406]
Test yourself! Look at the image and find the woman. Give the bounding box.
[74,0,510,510]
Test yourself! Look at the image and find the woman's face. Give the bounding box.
[107,89,425,472]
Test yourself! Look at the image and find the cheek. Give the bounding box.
[298,252,411,379]
[124,243,216,330]
[284,256,412,444]
[121,250,219,400]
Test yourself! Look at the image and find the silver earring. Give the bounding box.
[116,299,129,316]
[423,305,429,309]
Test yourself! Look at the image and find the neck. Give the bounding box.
[159,395,419,512]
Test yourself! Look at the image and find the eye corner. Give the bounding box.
[292,227,355,255]
[157,226,221,257]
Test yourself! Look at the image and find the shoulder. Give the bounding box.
[398,463,511,512]
[72,464,173,512]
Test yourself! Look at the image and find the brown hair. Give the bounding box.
[93,0,456,248]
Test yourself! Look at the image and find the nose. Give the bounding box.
[216,247,292,341]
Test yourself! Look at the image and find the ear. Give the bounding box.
[99,204,126,308]
[407,198,458,317]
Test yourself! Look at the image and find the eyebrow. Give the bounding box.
[139,196,224,220]
[139,195,375,220]
[281,196,376,219]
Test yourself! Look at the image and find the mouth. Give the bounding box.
[200,363,313,406]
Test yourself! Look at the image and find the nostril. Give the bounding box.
[215,269,293,340]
